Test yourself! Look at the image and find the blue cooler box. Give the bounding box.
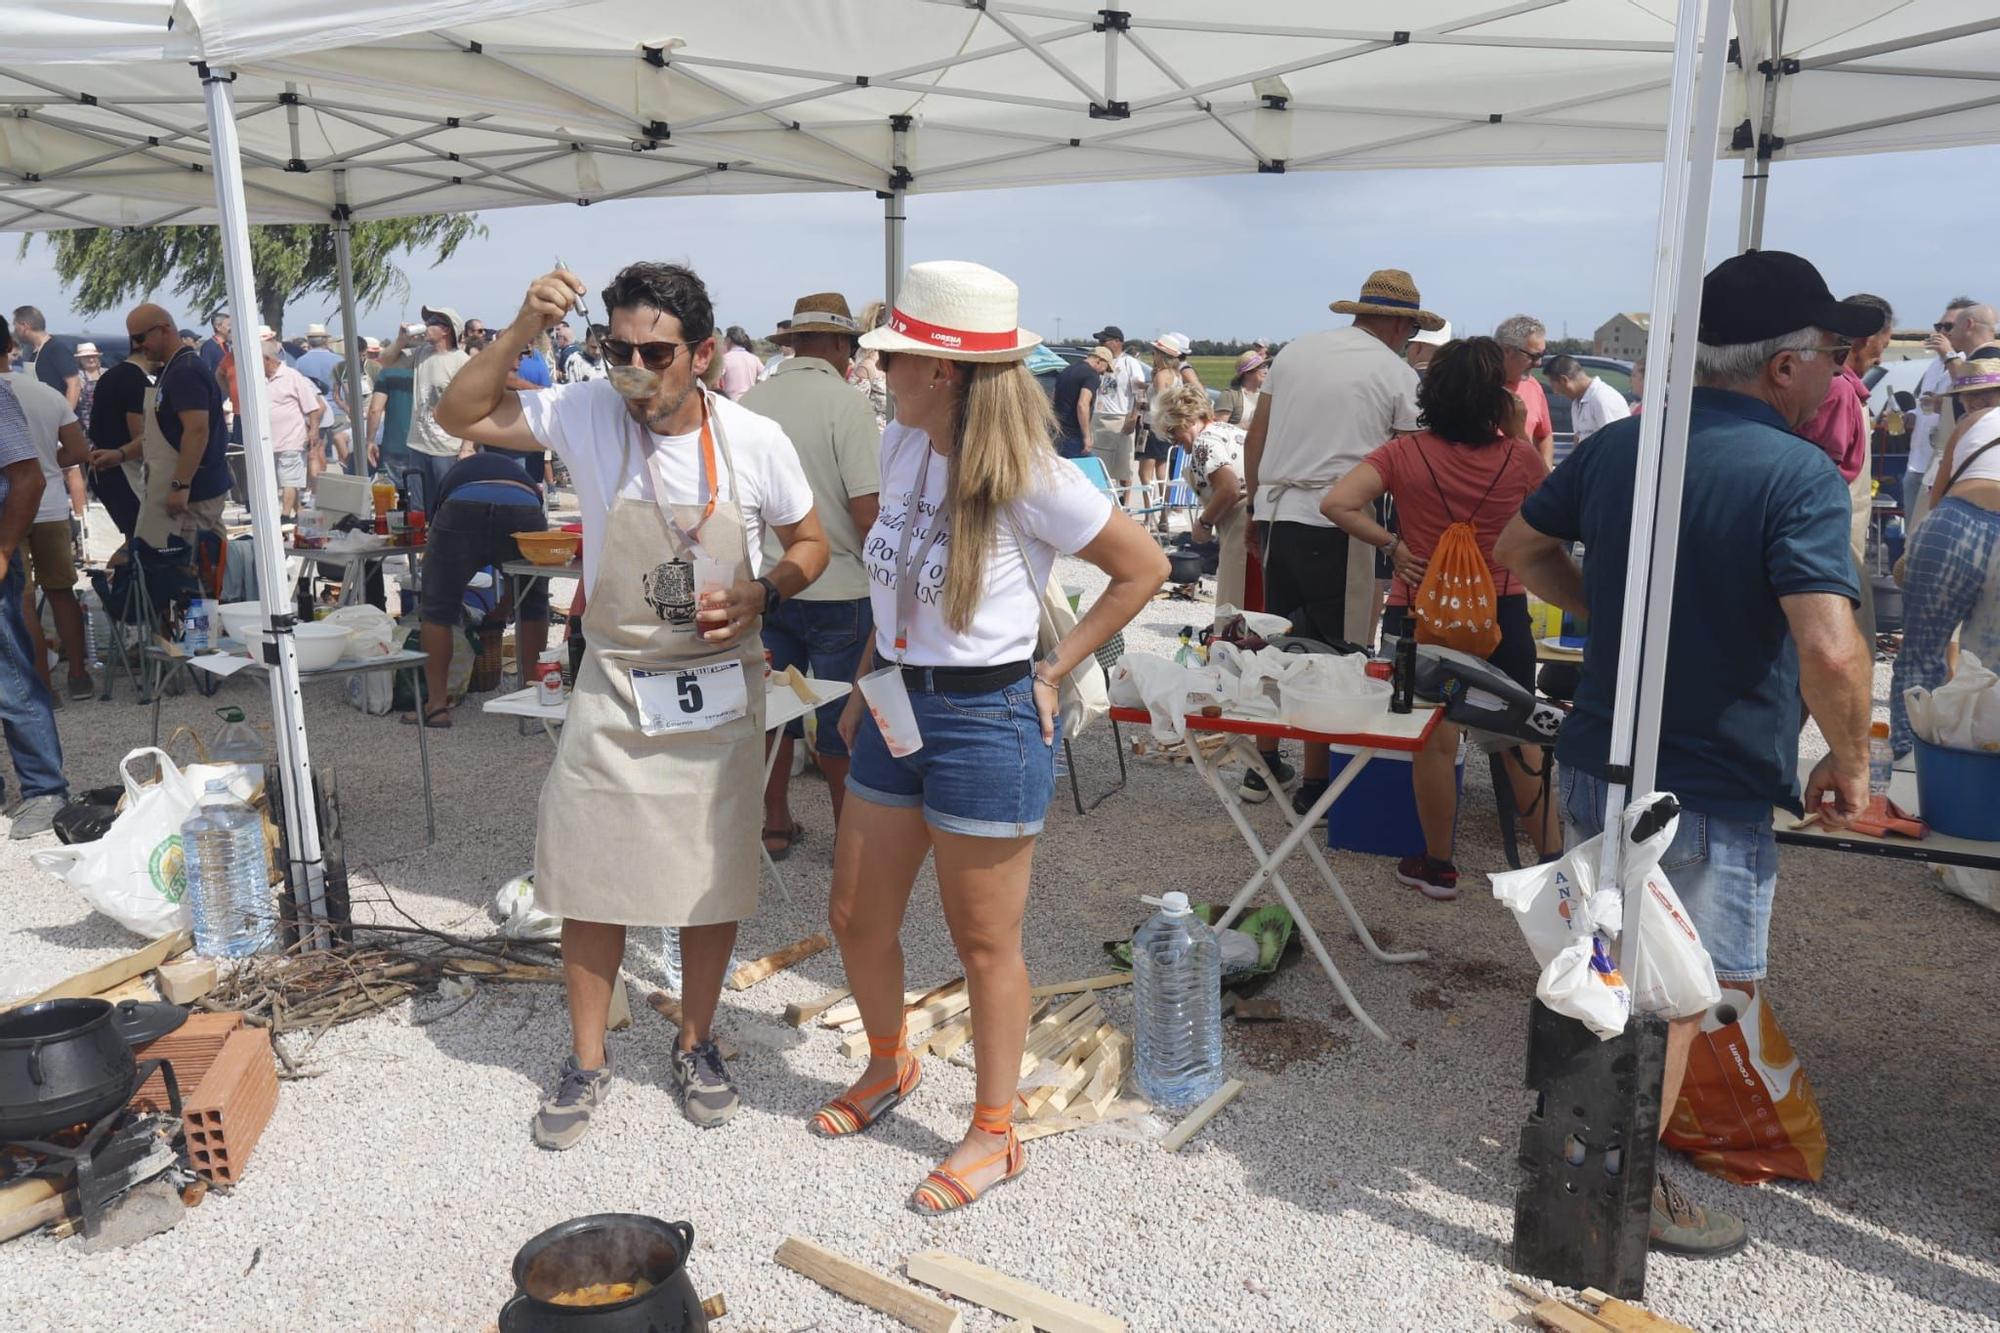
[1324,745,1462,858]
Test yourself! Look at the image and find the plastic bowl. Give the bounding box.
[1240,610,1292,637]
[1280,676,1390,736]
[1913,736,2000,840]
[290,623,353,671]
[218,600,264,647]
[515,531,581,567]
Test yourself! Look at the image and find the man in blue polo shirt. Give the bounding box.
[126,302,232,544]
[1497,250,1874,1261]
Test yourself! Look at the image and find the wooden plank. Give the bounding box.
[94,974,160,1005]
[1027,974,1131,1000]
[774,1236,964,1333]
[820,988,928,1028]
[728,934,830,991]
[1578,1290,1695,1333]
[786,984,852,1027]
[23,930,192,1006]
[1018,997,1103,1076]
[154,957,219,1006]
[1530,1301,1617,1333]
[905,1250,1126,1333]
[1021,1023,1116,1118]
[918,1009,974,1059]
[1159,1078,1245,1153]
[643,991,739,1059]
[605,977,633,1033]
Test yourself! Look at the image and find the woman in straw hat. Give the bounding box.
[1889,355,2000,756]
[816,260,1166,1212]
[1214,347,1267,427]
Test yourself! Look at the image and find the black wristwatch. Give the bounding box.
[168,479,191,492]
[755,575,782,612]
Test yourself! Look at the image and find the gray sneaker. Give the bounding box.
[672,1039,740,1128]
[1650,1169,1748,1258]
[7,795,67,841]
[67,673,95,703]
[531,1055,611,1150]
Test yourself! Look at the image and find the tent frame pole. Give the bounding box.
[199,63,329,950]
[1597,0,1733,993]
[884,114,911,312]
[331,171,369,477]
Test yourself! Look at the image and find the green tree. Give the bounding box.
[32,216,483,336]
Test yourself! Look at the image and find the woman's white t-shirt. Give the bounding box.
[518,382,815,596]
[863,421,1114,667]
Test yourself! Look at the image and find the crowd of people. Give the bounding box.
[0,240,1982,1257]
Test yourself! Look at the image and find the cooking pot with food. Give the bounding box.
[0,998,139,1139]
[500,1213,707,1332]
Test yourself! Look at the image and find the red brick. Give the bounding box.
[181,1027,278,1185]
[130,1012,245,1113]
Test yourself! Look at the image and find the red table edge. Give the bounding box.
[1107,705,1440,753]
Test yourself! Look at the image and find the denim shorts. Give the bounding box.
[420,500,550,626]
[760,596,873,758]
[1560,766,1777,982]
[846,668,1057,838]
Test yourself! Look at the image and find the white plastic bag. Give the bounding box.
[30,748,201,939]
[1536,937,1631,1040]
[1491,790,1720,1025]
[1109,652,1224,740]
[495,874,562,941]
[324,604,398,660]
[1904,649,2000,751]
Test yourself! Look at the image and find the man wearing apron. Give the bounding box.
[436,263,829,1147]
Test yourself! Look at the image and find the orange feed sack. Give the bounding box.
[1662,982,1827,1185]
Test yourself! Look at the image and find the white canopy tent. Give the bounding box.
[1,0,1982,957]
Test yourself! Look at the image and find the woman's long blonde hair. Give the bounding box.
[937,360,1056,633]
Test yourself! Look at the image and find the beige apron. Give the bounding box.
[533,392,767,928]
[1260,474,1380,645]
[134,384,177,549]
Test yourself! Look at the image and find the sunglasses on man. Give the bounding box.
[1801,342,1852,365]
[602,338,692,370]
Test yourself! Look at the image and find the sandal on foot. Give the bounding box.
[909,1105,1027,1214]
[402,705,453,728]
[813,1031,920,1137]
[762,820,803,861]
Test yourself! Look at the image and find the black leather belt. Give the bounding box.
[899,660,1032,694]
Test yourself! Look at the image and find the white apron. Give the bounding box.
[134,384,177,550]
[532,393,768,928]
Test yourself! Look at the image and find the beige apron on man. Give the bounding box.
[134,383,177,549]
[1259,474,1380,646]
[1848,418,1875,639]
[534,391,768,928]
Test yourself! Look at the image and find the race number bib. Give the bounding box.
[631,659,748,736]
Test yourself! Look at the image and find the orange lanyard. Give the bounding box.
[638,393,721,557]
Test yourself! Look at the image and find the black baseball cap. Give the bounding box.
[1698,251,1885,346]
[1092,325,1124,342]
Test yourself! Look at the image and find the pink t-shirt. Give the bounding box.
[1800,365,1870,482]
[263,362,323,454]
[1509,374,1553,447]
[719,346,764,400]
[1365,431,1550,605]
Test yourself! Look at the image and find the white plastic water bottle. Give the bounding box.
[1868,720,1893,797]
[182,780,272,958]
[660,927,683,996]
[1131,891,1224,1110]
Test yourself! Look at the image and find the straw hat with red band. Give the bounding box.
[1330,268,1445,332]
[859,260,1042,363]
[1941,357,2000,396]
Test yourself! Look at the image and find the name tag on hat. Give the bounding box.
[631,659,747,736]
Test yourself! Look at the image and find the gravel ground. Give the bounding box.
[1,550,1996,1333]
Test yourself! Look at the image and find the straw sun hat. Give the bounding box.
[770,292,862,345]
[1942,357,2000,396]
[1330,269,1445,331]
[859,260,1042,363]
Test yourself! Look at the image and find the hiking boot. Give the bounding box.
[531,1055,611,1151]
[1290,778,1331,826]
[7,795,67,841]
[1395,854,1461,901]
[1650,1169,1749,1258]
[672,1038,740,1128]
[1237,754,1295,803]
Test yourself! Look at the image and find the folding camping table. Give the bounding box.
[1110,701,1442,1041]
[1774,760,2000,871]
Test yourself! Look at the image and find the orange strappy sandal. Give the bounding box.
[811,1028,921,1138]
[909,1102,1027,1214]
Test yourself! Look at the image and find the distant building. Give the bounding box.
[1594,312,1649,360]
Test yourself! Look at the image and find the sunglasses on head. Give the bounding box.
[601,338,691,370]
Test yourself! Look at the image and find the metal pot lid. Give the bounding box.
[111,999,189,1048]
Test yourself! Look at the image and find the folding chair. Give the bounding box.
[1070,454,1156,519]
[89,535,201,703]
[1163,444,1200,525]
[1061,630,1130,815]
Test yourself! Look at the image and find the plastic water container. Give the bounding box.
[182,780,272,959]
[1131,891,1223,1111]
[208,706,269,788]
[1868,721,1893,797]
[660,927,683,996]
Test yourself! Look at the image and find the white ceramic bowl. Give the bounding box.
[291,623,353,671]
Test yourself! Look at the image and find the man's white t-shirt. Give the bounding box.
[1094,353,1150,418]
[1255,326,1420,526]
[863,422,1114,666]
[0,372,78,524]
[408,346,472,457]
[1910,356,1957,477]
[1571,375,1631,443]
[518,382,815,597]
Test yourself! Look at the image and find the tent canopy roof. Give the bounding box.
[4,0,1997,231]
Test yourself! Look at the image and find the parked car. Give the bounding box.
[1532,355,1634,463]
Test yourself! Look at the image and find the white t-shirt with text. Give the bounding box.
[518,382,815,596]
[863,422,1114,667]
[1094,353,1150,418]
[1256,326,1420,526]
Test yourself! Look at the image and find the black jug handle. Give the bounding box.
[27,1040,44,1087]
[672,1219,695,1256]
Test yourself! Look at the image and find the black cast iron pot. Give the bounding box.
[499,1214,707,1333]
[0,998,138,1140]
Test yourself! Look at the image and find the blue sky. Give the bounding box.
[6,143,1995,346]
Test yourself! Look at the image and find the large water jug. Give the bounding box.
[208,706,269,788]
[1131,891,1224,1110]
[182,780,272,958]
